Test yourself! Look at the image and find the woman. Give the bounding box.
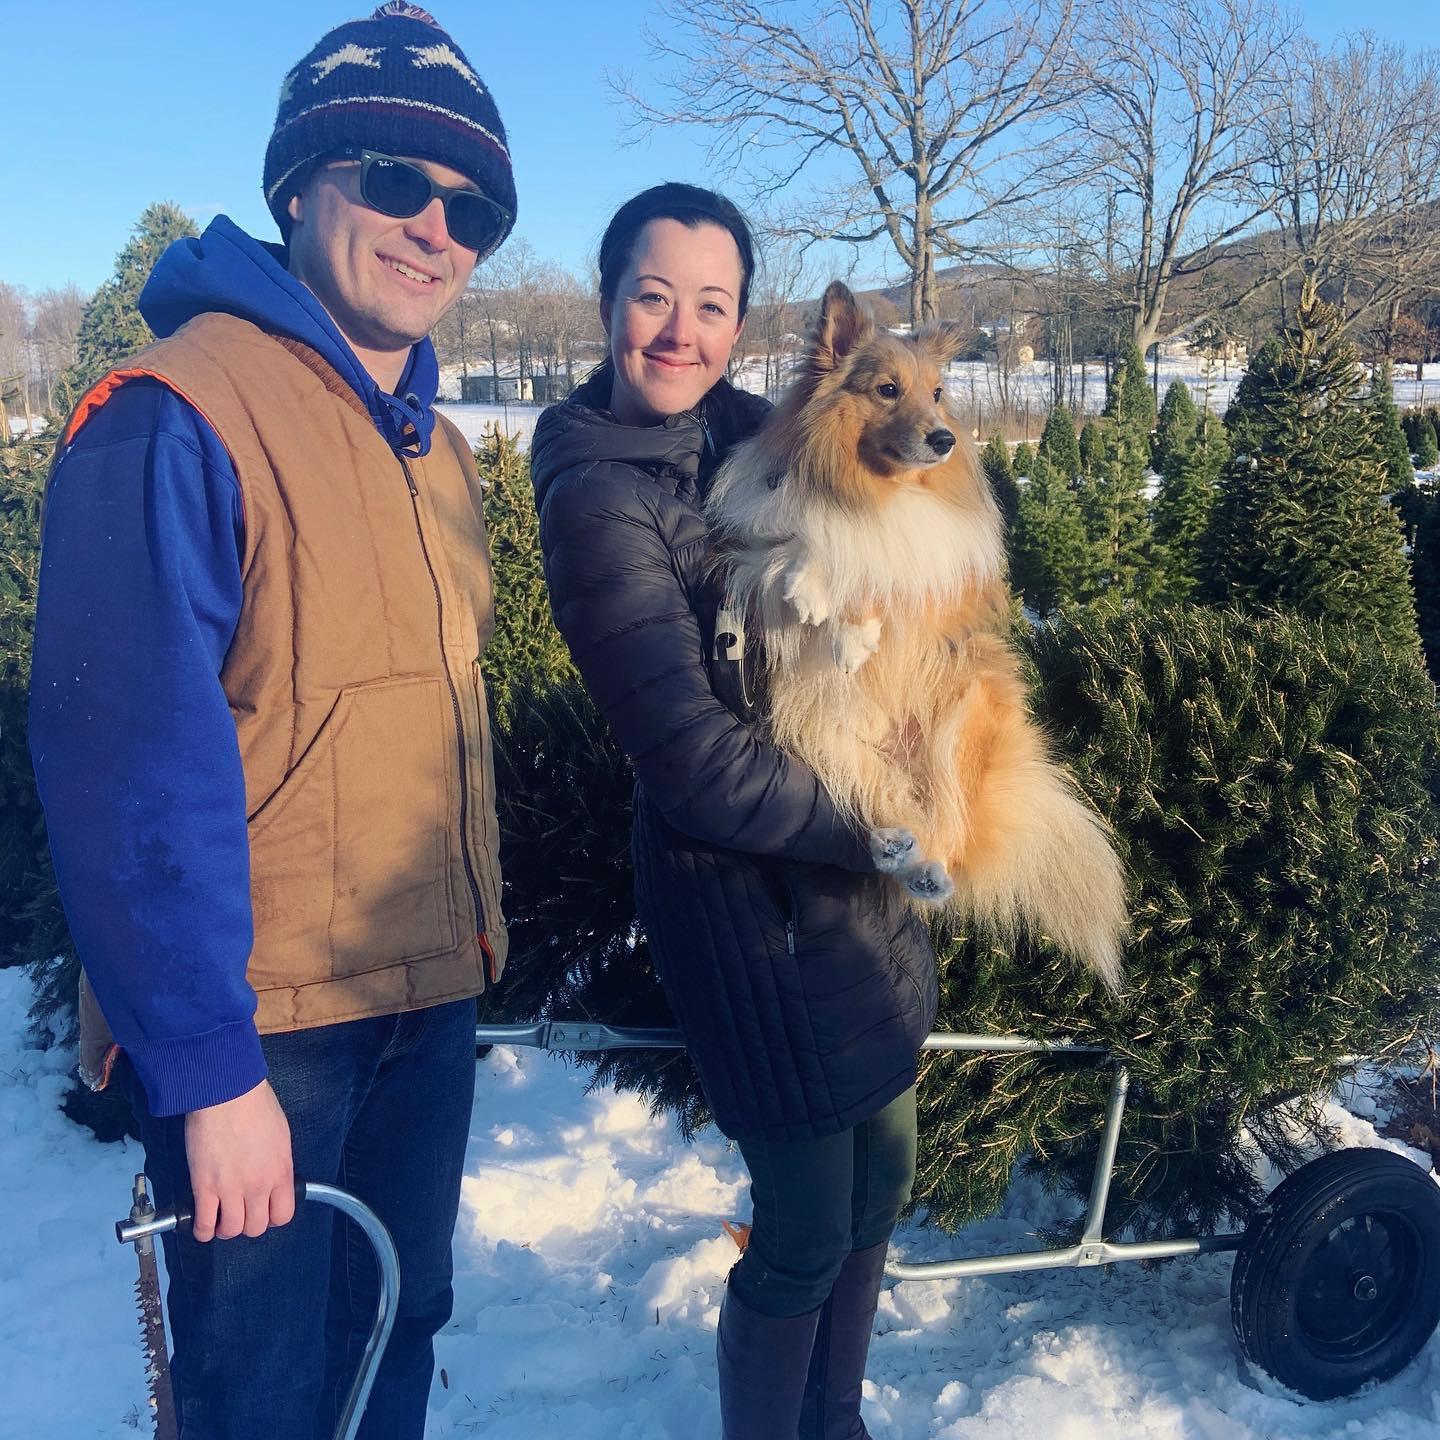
[530,183,937,1440]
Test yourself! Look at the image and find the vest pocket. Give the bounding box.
[247,675,458,987]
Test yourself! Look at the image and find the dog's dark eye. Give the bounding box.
[877,382,899,399]
[933,387,943,402]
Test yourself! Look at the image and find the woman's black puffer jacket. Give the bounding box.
[530,366,936,1142]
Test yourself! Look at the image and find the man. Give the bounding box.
[29,6,515,1435]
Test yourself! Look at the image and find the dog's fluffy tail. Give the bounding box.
[948,759,1128,994]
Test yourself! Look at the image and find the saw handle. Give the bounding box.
[115,1178,400,1440]
[116,1180,308,1245]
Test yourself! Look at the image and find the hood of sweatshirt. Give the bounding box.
[139,214,439,456]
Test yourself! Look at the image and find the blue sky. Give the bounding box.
[3,0,1434,297]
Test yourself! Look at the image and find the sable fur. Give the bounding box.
[706,281,1127,991]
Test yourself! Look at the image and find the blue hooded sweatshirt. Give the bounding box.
[29,216,443,1117]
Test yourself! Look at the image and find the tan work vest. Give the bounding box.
[70,312,507,1085]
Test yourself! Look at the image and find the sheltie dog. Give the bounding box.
[706,282,1127,991]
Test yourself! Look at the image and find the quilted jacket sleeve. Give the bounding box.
[538,462,877,873]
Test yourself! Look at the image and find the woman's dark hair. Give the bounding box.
[598,183,756,319]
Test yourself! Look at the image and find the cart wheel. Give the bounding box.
[1230,1147,1440,1400]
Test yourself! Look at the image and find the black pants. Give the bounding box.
[728,1086,917,1317]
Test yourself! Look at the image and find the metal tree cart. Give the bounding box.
[473,1020,1440,1403]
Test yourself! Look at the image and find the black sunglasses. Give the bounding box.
[333,149,509,254]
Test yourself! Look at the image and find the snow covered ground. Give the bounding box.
[6,961,1436,1440]
[434,401,544,452]
[431,351,1440,456]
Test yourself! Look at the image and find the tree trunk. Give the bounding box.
[1385,297,1401,361]
[909,247,938,329]
[910,193,937,328]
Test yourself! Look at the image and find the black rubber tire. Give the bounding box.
[1230,1147,1440,1399]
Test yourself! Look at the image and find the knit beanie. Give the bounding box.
[263,2,516,256]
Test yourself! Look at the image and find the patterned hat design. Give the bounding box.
[263,2,516,257]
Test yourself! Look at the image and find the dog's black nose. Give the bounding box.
[927,428,956,455]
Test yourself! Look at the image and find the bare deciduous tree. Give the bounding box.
[30,285,87,415]
[1257,33,1440,337]
[0,283,31,434]
[1069,0,1292,353]
[745,231,822,397]
[615,0,1082,326]
[530,262,598,397]
[436,244,602,402]
[456,239,542,397]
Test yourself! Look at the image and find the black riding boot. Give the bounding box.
[717,1280,824,1439]
[797,1241,889,1440]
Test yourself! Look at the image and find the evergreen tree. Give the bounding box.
[1010,451,1090,618]
[1078,418,1102,479]
[0,430,60,976]
[1081,363,1155,603]
[477,427,575,715]
[1374,368,1423,543]
[1371,364,1415,492]
[1417,415,1439,470]
[475,674,707,1128]
[1204,281,1421,658]
[56,202,198,409]
[490,604,1440,1236]
[1412,492,1440,683]
[1036,403,1081,482]
[1152,417,1228,603]
[1012,440,1035,478]
[1223,337,1283,459]
[1152,380,1199,474]
[0,429,105,1124]
[1103,341,1158,434]
[915,606,1440,1235]
[979,434,1020,531]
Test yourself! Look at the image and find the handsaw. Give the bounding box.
[119,1173,179,1440]
[114,1175,399,1440]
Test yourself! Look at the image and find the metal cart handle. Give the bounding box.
[116,1182,399,1440]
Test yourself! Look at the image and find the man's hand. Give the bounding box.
[183,1079,295,1242]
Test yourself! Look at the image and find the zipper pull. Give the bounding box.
[399,457,418,497]
[785,921,796,955]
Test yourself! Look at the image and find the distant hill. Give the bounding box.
[830,210,1440,353]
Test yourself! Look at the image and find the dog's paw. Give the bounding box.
[833,617,882,673]
[869,827,918,873]
[783,565,832,626]
[901,861,955,906]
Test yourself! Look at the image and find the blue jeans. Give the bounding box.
[729,1086,917,1317]
[116,997,478,1440]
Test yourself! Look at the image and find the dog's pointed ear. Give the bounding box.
[917,321,970,369]
[808,282,872,377]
